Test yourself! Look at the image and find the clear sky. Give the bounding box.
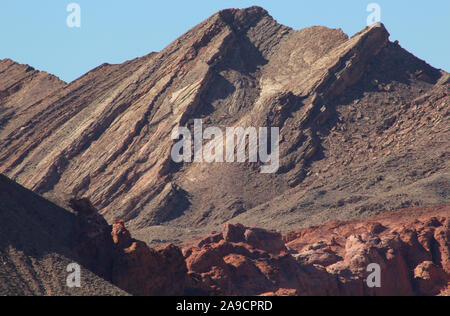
[1,0,448,82]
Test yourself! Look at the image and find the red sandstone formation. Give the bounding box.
[110,220,188,296]
[183,205,449,296]
[71,199,189,296]
[2,181,448,296]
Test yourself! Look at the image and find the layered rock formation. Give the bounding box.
[0,6,449,296]
[0,59,66,140]
[70,199,190,296]
[0,7,447,246]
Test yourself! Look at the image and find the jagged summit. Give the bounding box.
[216,6,272,30]
[0,58,67,140]
[0,58,64,81]
[0,7,448,247]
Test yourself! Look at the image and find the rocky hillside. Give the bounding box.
[0,59,66,140]
[0,6,448,248]
[0,174,126,296]
[0,174,195,296]
[0,173,448,296]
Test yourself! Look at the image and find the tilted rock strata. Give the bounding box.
[0,59,66,140]
[0,7,447,245]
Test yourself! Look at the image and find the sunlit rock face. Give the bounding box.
[0,6,448,255]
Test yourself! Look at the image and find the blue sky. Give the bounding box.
[1,1,448,82]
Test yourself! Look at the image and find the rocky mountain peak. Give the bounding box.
[0,7,448,252]
[216,6,272,31]
[0,6,449,296]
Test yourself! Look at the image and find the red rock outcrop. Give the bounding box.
[1,6,448,296]
[185,226,327,295]
[3,173,447,296]
[71,199,189,296]
[0,59,66,140]
[110,220,189,296]
[35,197,450,296]
[183,205,449,296]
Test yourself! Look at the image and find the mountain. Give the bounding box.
[0,6,448,249]
[0,59,66,140]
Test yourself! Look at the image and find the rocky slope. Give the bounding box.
[1,172,448,296]
[0,175,126,296]
[71,199,190,296]
[0,6,448,247]
[0,174,193,296]
[0,59,66,140]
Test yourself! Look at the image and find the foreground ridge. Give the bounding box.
[62,197,450,296]
[1,173,448,296]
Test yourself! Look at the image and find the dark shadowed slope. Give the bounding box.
[0,174,127,295]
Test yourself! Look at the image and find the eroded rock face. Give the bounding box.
[287,205,450,296]
[112,219,132,248]
[71,198,117,281]
[184,225,329,296]
[184,206,449,296]
[110,224,188,296]
[1,6,448,296]
[71,199,189,296]
[69,199,449,296]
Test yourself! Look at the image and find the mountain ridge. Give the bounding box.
[0,6,448,247]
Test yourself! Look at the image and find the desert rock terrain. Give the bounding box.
[0,6,448,296]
